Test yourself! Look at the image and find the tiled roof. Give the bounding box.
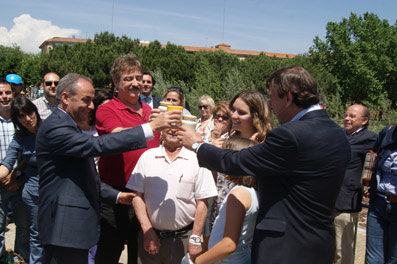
[39,37,295,58]
[181,44,295,58]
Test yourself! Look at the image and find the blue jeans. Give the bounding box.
[22,187,43,264]
[0,185,30,261]
[366,195,397,264]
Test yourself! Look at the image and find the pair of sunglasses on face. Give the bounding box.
[44,81,59,86]
[214,114,229,121]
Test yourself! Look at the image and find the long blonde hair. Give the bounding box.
[223,136,258,189]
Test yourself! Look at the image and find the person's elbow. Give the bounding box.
[222,237,238,256]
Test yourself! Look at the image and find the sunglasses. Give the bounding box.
[214,114,229,120]
[198,105,209,110]
[45,81,59,86]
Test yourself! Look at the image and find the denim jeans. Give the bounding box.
[22,187,43,264]
[0,185,30,261]
[366,195,397,264]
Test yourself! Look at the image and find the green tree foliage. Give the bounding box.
[222,67,255,100]
[0,45,25,77]
[21,54,42,86]
[192,52,222,101]
[310,12,397,109]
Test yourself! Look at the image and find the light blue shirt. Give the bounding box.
[377,151,397,195]
[289,104,322,123]
[209,185,259,264]
[140,94,153,107]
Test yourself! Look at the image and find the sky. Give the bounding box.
[0,0,396,54]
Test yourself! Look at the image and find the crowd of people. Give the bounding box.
[0,54,396,264]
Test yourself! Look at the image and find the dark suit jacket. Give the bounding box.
[36,109,147,249]
[152,95,162,109]
[197,110,350,264]
[335,127,377,212]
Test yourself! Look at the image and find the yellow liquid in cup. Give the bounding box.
[167,105,184,111]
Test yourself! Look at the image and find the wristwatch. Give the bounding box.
[191,141,203,153]
[189,235,202,245]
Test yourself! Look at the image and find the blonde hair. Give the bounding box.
[223,136,258,188]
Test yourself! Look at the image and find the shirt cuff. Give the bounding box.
[116,192,121,204]
[141,123,154,141]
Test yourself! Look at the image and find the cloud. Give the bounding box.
[0,14,81,53]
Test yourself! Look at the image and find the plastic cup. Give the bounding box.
[167,105,183,112]
[158,101,173,112]
[182,115,198,131]
[167,105,183,127]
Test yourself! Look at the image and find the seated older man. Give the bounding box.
[127,128,217,264]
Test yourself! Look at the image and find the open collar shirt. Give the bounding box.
[33,96,58,120]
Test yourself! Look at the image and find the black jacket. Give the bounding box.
[335,127,377,212]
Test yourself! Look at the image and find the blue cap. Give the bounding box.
[6,74,23,84]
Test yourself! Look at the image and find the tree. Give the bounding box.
[309,12,397,109]
[0,45,25,77]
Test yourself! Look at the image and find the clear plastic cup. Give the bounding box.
[182,115,198,130]
[158,101,173,112]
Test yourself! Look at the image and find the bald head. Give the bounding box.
[343,104,370,135]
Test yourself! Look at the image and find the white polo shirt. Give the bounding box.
[126,145,217,230]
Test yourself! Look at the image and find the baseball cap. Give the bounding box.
[6,74,23,85]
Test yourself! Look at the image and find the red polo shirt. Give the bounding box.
[95,97,160,187]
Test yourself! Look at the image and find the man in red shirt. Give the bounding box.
[95,54,160,264]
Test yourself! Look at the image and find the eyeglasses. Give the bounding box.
[198,105,209,110]
[45,81,59,86]
[214,114,229,121]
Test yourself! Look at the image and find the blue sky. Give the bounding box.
[0,0,396,54]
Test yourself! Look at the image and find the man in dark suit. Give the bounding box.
[178,66,351,264]
[140,72,162,109]
[333,104,376,264]
[36,73,181,264]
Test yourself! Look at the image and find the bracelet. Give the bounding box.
[189,235,202,245]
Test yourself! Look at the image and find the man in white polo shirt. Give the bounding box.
[127,128,217,264]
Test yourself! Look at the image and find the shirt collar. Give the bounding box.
[155,145,190,161]
[289,104,322,123]
[42,96,58,107]
[140,94,153,101]
[348,126,365,136]
[0,114,11,122]
[112,97,143,112]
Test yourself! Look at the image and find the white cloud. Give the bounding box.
[0,14,81,53]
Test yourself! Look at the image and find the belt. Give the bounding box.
[154,222,193,239]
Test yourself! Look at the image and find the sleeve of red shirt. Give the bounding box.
[95,101,122,135]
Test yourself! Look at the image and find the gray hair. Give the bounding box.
[198,94,215,110]
[56,73,93,102]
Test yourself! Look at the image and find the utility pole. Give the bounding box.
[111,0,115,33]
[222,0,226,43]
